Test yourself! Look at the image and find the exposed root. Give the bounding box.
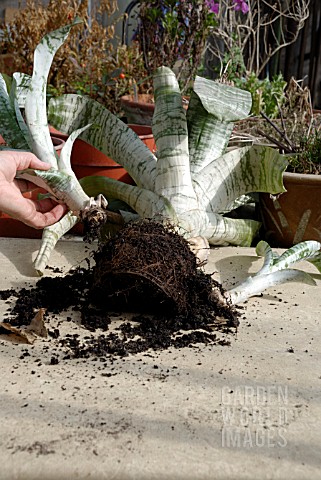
[187,236,210,266]
[80,204,125,243]
[88,220,238,326]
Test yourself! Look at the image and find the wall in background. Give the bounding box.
[278,0,321,108]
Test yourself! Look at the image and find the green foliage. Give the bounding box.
[288,130,321,174]
[218,40,286,118]
[137,0,218,92]
[247,78,321,175]
[221,42,247,79]
[230,72,287,118]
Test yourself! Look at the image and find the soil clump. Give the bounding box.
[0,221,239,360]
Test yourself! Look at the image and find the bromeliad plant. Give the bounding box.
[0,21,320,305]
[49,66,289,249]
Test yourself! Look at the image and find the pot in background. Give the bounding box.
[120,94,189,126]
[259,172,321,247]
[51,124,155,184]
[120,94,155,126]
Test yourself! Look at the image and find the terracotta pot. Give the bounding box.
[120,94,155,126]
[50,124,155,184]
[0,135,65,239]
[120,94,189,126]
[0,217,44,239]
[0,133,65,151]
[259,172,321,247]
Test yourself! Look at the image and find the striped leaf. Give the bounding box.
[152,66,198,213]
[271,240,321,272]
[34,211,79,276]
[193,76,252,122]
[48,94,157,190]
[228,240,321,303]
[0,74,30,149]
[255,240,278,274]
[58,124,92,173]
[18,168,88,213]
[25,18,83,168]
[10,76,33,149]
[12,72,31,108]
[188,79,252,175]
[193,145,288,214]
[80,175,173,220]
[203,213,260,247]
[228,269,316,305]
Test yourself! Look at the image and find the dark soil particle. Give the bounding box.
[1,221,239,360]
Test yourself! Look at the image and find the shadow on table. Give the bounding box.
[0,237,94,279]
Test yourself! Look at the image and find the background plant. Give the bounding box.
[224,64,287,118]
[206,0,310,78]
[288,130,321,174]
[232,77,321,174]
[136,0,218,93]
[0,0,151,114]
[202,0,310,118]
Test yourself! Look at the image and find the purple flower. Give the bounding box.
[205,0,220,14]
[233,0,249,14]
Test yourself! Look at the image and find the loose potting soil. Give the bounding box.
[0,221,239,360]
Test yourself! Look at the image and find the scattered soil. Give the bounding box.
[0,221,239,360]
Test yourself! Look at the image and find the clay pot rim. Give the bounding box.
[120,94,190,111]
[129,123,154,140]
[283,171,321,185]
[51,135,65,151]
[121,94,155,111]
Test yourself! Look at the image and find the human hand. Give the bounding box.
[0,151,68,229]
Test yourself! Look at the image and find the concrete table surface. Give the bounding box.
[0,237,320,480]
